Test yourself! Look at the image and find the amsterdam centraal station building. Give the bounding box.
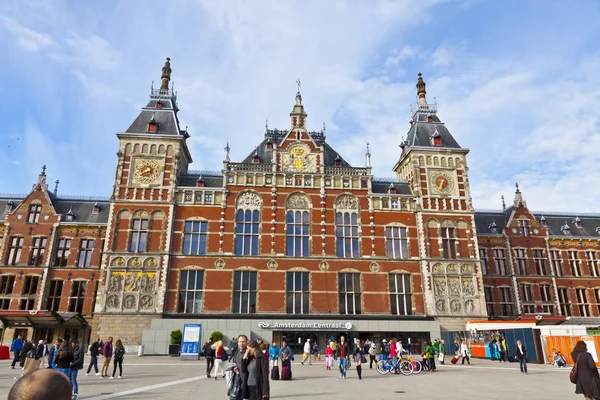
[1,60,598,355]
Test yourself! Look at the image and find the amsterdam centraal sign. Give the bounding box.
[258,321,353,330]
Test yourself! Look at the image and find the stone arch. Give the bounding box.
[125,143,132,153]
[150,144,157,154]
[285,192,311,210]
[426,218,439,228]
[440,219,455,228]
[441,157,447,167]
[334,193,359,211]
[433,156,439,166]
[133,143,140,153]
[142,144,149,153]
[158,144,166,154]
[236,191,262,210]
[419,156,425,166]
[448,157,454,167]
[340,268,360,273]
[166,145,173,156]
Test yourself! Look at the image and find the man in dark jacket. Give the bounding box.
[10,335,24,369]
[70,339,84,399]
[232,335,250,400]
[86,337,101,376]
[338,336,350,379]
[203,337,215,378]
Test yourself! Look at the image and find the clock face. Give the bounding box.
[429,171,454,195]
[133,159,162,184]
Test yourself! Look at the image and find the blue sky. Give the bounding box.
[1,0,599,211]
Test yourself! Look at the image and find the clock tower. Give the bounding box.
[393,74,485,330]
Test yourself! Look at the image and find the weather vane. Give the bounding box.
[296,78,301,93]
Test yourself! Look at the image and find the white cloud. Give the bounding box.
[1,16,55,51]
[63,34,120,71]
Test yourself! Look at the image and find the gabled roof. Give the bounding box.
[371,181,413,195]
[405,119,461,149]
[178,173,224,188]
[0,195,110,224]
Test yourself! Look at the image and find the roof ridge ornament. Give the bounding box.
[160,57,171,91]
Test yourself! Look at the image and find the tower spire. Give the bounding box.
[54,179,60,196]
[416,72,427,105]
[365,142,371,168]
[160,57,172,91]
[290,79,307,130]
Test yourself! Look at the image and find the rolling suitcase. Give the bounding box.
[271,366,280,380]
[281,365,292,380]
[451,356,459,364]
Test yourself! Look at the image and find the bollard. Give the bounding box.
[138,344,144,357]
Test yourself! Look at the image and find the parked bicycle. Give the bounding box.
[376,355,413,376]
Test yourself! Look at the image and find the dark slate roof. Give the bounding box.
[405,120,461,149]
[0,195,109,224]
[178,173,223,188]
[474,210,509,235]
[125,109,180,136]
[371,181,413,195]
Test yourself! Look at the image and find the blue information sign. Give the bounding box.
[181,324,202,358]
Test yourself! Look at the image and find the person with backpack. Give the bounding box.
[212,340,226,380]
[425,341,436,372]
[111,339,126,379]
[86,337,102,376]
[10,334,24,369]
[203,337,215,378]
[331,339,338,360]
[70,339,84,399]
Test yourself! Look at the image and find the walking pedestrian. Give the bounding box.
[54,341,73,378]
[86,337,102,375]
[438,339,445,365]
[390,338,398,369]
[10,335,24,369]
[268,341,280,369]
[331,339,338,360]
[571,340,600,399]
[212,340,226,380]
[338,336,349,379]
[515,340,527,374]
[301,339,312,365]
[368,342,376,369]
[19,340,34,371]
[48,338,63,370]
[110,339,126,379]
[40,340,49,368]
[230,337,238,357]
[454,339,460,356]
[70,339,84,399]
[354,347,363,380]
[279,340,293,381]
[425,341,436,372]
[100,337,113,378]
[241,340,270,400]
[204,337,215,378]
[325,343,334,370]
[460,340,470,365]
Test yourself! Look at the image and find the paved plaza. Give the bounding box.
[0,356,583,399]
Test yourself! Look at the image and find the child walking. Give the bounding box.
[325,343,334,370]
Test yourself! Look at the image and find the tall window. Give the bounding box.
[338,272,361,314]
[479,248,489,275]
[54,238,72,267]
[19,276,39,311]
[47,280,63,312]
[518,219,531,236]
[0,298,9,310]
[558,288,571,316]
[183,221,208,255]
[386,227,408,259]
[177,270,204,313]
[336,212,359,258]
[232,271,257,314]
[550,250,564,276]
[540,284,553,314]
[286,272,309,314]
[493,249,507,275]
[499,287,513,316]
[129,218,149,252]
[67,281,86,313]
[514,249,528,275]
[595,290,600,316]
[568,251,582,277]
[28,237,47,266]
[78,239,94,268]
[484,287,495,316]
[520,284,535,313]
[286,211,310,257]
[533,249,547,275]
[0,275,15,295]
[27,204,42,223]
[586,251,599,277]
[6,237,24,266]
[576,288,590,317]
[389,274,412,315]
[235,210,260,256]
[441,227,456,259]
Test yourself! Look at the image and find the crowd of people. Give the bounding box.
[9,334,126,400]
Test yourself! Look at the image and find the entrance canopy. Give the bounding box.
[0,311,88,328]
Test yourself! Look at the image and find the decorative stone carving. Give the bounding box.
[286,194,310,210]
[282,145,317,173]
[432,263,444,274]
[448,278,461,297]
[140,273,157,293]
[127,257,141,268]
[237,191,262,210]
[433,278,447,296]
[318,260,329,271]
[267,259,278,271]
[450,299,462,312]
[335,194,359,211]
[462,278,475,296]
[106,294,120,309]
[369,262,380,273]
[447,264,458,274]
[140,295,154,309]
[460,264,473,274]
[215,259,225,269]
[436,299,447,312]
[123,294,137,309]
[111,257,125,267]
[143,257,157,269]
[109,273,124,293]
[464,299,475,313]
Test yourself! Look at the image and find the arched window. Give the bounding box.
[235,192,262,256]
[335,195,360,258]
[286,194,310,257]
[183,220,208,255]
[385,225,408,259]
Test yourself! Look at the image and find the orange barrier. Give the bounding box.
[544,336,600,366]
[471,343,486,358]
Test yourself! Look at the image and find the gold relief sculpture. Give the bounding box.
[128,257,141,268]
[143,257,158,268]
[119,271,157,292]
[111,257,126,267]
[447,264,458,274]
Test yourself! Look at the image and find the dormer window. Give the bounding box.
[334,154,342,167]
[252,152,260,163]
[431,127,442,147]
[427,115,433,123]
[488,220,498,234]
[265,140,273,149]
[561,222,571,236]
[92,202,100,214]
[573,217,582,228]
[147,113,158,133]
[66,207,75,222]
[540,216,547,227]
[388,183,396,194]
[518,219,531,236]
[4,200,15,214]
[196,176,205,187]
[155,101,162,109]
[596,227,600,235]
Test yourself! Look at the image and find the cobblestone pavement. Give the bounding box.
[0,356,581,399]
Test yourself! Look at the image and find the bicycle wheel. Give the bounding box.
[399,360,413,376]
[376,360,390,375]
[410,359,422,374]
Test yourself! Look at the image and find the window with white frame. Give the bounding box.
[78,239,94,268]
[499,287,513,316]
[183,221,208,255]
[558,287,572,316]
[28,237,47,266]
[520,284,535,314]
[338,272,361,314]
[586,251,599,277]
[336,212,359,258]
[568,251,582,277]
[595,289,600,316]
[389,273,412,315]
[232,271,257,314]
[386,227,408,259]
[27,204,42,223]
[19,276,39,311]
[286,194,311,257]
[6,237,24,266]
[484,286,495,316]
[493,248,507,275]
[54,238,72,267]
[514,248,528,275]
[67,281,86,313]
[441,226,456,259]
[540,284,554,314]
[533,249,547,275]
[129,218,149,253]
[550,250,564,276]
[177,270,204,313]
[46,280,63,312]
[518,219,531,236]
[286,271,309,314]
[576,288,591,317]
[479,248,489,275]
[0,275,15,295]
[235,192,262,256]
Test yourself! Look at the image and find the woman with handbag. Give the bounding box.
[571,340,600,400]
